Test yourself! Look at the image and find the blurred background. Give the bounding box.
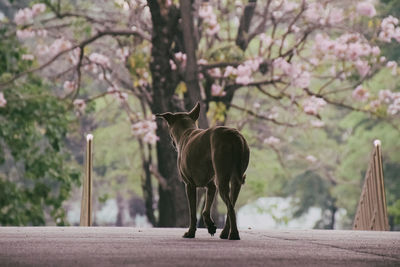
[0,0,399,230]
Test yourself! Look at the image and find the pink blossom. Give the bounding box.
[89,53,111,68]
[174,52,187,67]
[49,38,72,56]
[63,81,76,93]
[293,70,311,89]
[235,64,252,85]
[352,85,369,102]
[387,61,398,75]
[282,1,299,12]
[131,120,158,144]
[309,58,319,66]
[206,23,220,36]
[356,2,376,18]
[263,136,280,145]
[107,85,128,103]
[224,66,237,77]
[14,8,33,25]
[273,57,292,75]
[208,68,222,78]
[369,100,381,111]
[175,52,186,62]
[16,29,35,39]
[36,29,48,37]
[253,102,261,109]
[304,3,324,24]
[199,4,213,19]
[272,11,283,19]
[379,89,393,103]
[259,33,272,47]
[107,86,118,94]
[355,60,370,77]
[143,132,159,145]
[303,96,327,115]
[22,54,34,61]
[328,8,344,25]
[36,44,49,55]
[0,92,6,107]
[117,92,128,103]
[68,48,81,65]
[84,64,98,74]
[197,59,208,65]
[116,47,129,62]
[98,72,110,81]
[198,4,220,36]
[32,3,46,15]
[311,120,325,128]
[290,25,300,33]
[169,60,177,70]
[211,84,226,97]
[73,99,86,113]
[388,99,400,115]
[379,16,400,43]
[245,58,262,72]
[306,155,317,163]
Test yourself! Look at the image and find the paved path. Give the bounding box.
[0,227,399,266]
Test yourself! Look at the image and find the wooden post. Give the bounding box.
[353,140,390,231]
[80,134,93,226]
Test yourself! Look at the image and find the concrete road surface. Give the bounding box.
[0,227,399,266]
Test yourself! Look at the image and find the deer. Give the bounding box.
[156,102,250,240]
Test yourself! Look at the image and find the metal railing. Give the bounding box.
[353,140,389,231]
[80,134,93,226]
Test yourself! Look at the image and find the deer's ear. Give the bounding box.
[156,112,176,125]
[188,102,200,121]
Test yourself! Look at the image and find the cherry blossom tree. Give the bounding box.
[1,0,400,227]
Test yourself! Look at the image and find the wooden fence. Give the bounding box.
[353,140,389,231]
[80,134,93,226]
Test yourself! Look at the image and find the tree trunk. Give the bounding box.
[142,159,157,226]
[179,0,208,128]
[116,192,124,226]
[148,1,188,227]
[236,0,257,50]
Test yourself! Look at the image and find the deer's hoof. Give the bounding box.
[228,232,240,240]
[183,231,195,238]
[219,231,229,239]
[207,225,217,236]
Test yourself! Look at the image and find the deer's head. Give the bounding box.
[156,102,200,148]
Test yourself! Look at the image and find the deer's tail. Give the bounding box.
[234,132,250,185]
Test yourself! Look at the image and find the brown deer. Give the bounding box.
[156,102,249,240]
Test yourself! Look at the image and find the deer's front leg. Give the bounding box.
[183,183,197,238]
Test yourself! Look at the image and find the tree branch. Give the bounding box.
[0,29,150,90]
[229,103,297,127]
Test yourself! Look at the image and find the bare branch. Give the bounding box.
[149,165,169,191]
[0,29,150,90]
[229,103,298,127]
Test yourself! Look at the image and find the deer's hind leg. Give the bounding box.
[202,180,217,236]
[218,178,240,240]
[228,178,242,239]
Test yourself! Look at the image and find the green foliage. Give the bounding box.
[285,171,334,218]
[204,43,244,63]
[91,96,143,201]
[0,26,80,226]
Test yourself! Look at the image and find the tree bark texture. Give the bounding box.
[148,1,189,227]
[179,0,209,129]
[236,0,257,50]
